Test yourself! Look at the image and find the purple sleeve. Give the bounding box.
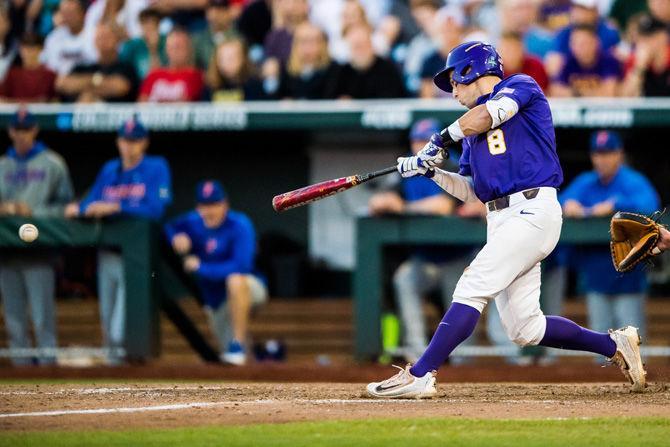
[493,75,539,109]
[458,141,472,177]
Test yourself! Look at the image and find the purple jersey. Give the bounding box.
[458,74,563,202]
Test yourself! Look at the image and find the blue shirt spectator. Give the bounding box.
[552,18,620,56]
[70,117,172,220]
[164,181,261,309]
[560,131,660,295]
[551,24,621,97]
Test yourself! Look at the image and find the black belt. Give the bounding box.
[486,188,540,212]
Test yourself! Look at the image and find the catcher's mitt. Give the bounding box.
[610,211,663,273]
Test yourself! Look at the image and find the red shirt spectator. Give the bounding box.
[498,32,549,91]
[140,68,204,102]
[139,28,204,102]
[0,34,56,102]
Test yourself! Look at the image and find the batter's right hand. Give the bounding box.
[397,156,432,178]
[418,134,448,168]
[172,232,192,255]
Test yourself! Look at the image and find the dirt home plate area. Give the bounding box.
[1,381,669,432]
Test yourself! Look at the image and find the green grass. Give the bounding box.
[2,418,669,447]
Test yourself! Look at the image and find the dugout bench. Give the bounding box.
[0,217,161,360]
[353,216,617,360]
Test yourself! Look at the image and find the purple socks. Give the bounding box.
[540,315,616,358]
[410,303,481,377]
[409,308,617,378]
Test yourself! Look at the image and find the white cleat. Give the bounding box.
[609,326,647,392]
[366,364,437,399]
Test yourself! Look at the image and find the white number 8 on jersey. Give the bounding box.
[487,129,507,155]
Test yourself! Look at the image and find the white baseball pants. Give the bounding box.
[452,187,563,346]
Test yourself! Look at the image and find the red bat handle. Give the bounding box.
[273,165,396,212]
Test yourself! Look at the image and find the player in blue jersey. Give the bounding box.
[165,180,267,365]
[367,42,646,398]
[65,116,172,363]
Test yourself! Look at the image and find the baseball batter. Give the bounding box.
[367,42,646,398]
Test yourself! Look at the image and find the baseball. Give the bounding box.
[19,223,39,243]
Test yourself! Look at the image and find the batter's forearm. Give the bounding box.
[430,169,478,203]
[456,104,494,136]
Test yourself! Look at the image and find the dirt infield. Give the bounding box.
[3,363,670,383]
[1,382,669,432]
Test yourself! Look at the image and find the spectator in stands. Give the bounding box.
[139,28,205,102]
[193,0,238,70]
[263,0,309,67]
[36,0,61,37]
[148,0,209,31]
[498,31,550,91]
[41,0,96,75]
[266,21,340,99]
[6,0,41,54]
[545,0,620,79]
[0,4,18,81]
[560,130,659,341]
[206,38,265,101]
[621,15,670,97]
[498,0,553,60]
[609,0,648,32]
[120,8,168,80]
[333,22,406,98]
[649,0,670,26]
[165,180,268,366]
[403,0,439,96]
[55,22,138,103]
[0,109,74,366]
[64,116,172,364]
[315,0,399,63]
[460,0,498,42]
[551,25,621,97]
[419,6,464,99]
[83,0,150,41]
[237,0,272,47]
[0,33,56,102]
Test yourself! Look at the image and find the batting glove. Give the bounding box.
[397,156,434,178]
[417,134,448,168]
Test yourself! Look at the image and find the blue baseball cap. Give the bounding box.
[590,130,623,153]
[410,118,441,141]
[196,180,227,204]
[118,116,148,140]
[9,108,37,129]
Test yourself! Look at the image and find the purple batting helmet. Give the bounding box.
[433,41,504,93]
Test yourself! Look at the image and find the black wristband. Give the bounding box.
[439,128,458,147]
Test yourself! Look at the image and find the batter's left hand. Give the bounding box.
[417,134,448,168]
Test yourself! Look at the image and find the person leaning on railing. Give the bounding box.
[64,116,172,364]
[0,109,74,366]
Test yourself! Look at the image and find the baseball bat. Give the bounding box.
[272,165,397,212]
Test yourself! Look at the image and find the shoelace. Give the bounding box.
[379,365,410,387]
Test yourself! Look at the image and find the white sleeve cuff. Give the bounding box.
[485,96,519,128]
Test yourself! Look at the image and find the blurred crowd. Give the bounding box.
[2,0,670,103]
